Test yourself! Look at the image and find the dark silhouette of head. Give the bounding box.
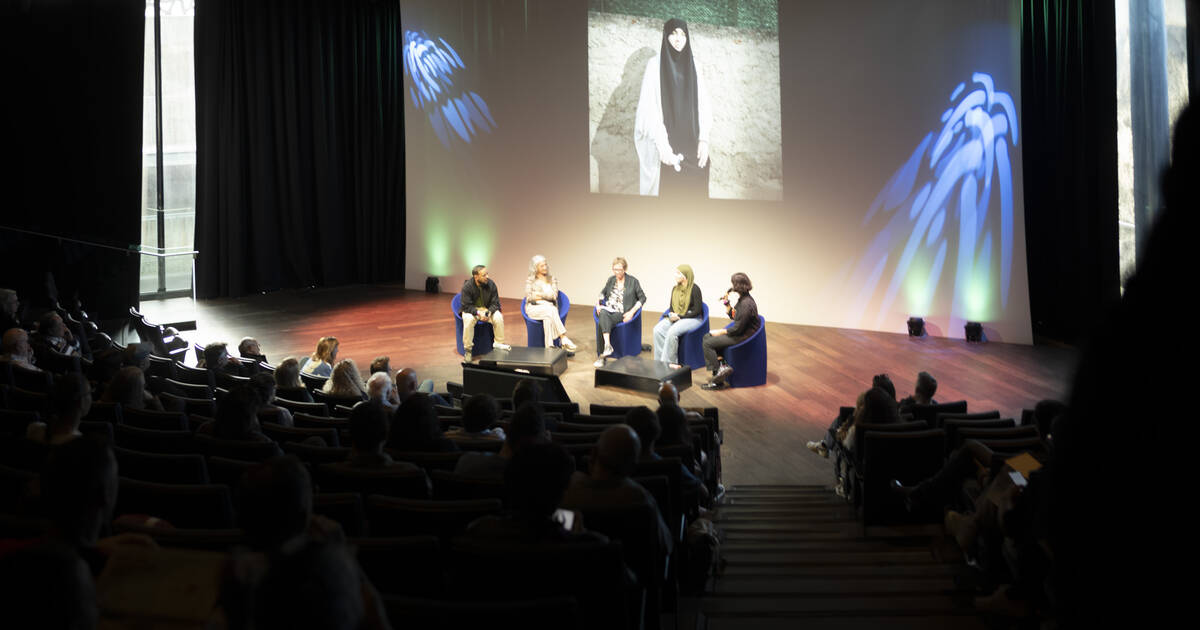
[504,442,575,519]
[871,373,896,400]
[462,393,500,433]
[237,455,312,551]
[625,406,660,456]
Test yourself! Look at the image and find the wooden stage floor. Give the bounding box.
[144,285,1079,487]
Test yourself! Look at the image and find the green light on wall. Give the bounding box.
[963,264,994,322]
[460,221,494,270]
[425,214,452,275]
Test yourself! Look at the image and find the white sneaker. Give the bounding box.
[560,337,577,352]
[593,357,605,368]
[492,342,511,351]
[463,351,473,363]
[600,344,614,358]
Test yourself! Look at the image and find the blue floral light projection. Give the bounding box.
[848,73,1018,332]
[403,30,496,148]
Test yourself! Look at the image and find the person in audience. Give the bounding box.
[656,400,703,474]
[0,327,41,371]
[250,372,294,427]
[0,288,21,333]
[524,255,578,351]
[121,342,152,371]
[394,366,447,406]
[364,371,399,410]
[700,272,759,390]
[322,358,368,401]
[658,380,705,423]
[652,264,704,368]
[0,542,98,630]
[828,386,901,497]
[249,540,373,630]
[806,375,900,458]
[273,357,313,402]
[346,400,416,469]
[560,424,672,554]
[32,310,81,358]
[455,402,550,479]
[871,373,896,400]
[237,337,266,364]
[512,378,542,410]
[201,341,243,377]
[386,393,458,453]
[197,384,275,443]
[593,256,647,367]
[25,372,91,445]
[99,365,163,411]
[230,456,389,629]
[446,393,506,443]
[625,405,708,507]
[368,355,391,376]
[897,371,937,410]
[300,336,339,377]
[463,442,607,544]
[459,264,511,362]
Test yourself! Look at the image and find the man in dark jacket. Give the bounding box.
[459,265,510,360]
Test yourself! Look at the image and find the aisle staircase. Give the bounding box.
[696,485,985,629]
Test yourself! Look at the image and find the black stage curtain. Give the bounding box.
[1020,1,1119,345]
[194,0,405,299]
[0,0,144,323]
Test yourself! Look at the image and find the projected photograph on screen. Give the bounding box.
[588,0,781,201]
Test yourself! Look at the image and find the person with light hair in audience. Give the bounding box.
[0,328,41,371]
[394,366,447,407]
[322,358,368,401]
[368,355,392,376]
[300,336,339,377]
[273,357,313,402]
[364,371,399,410]
[898,371,938,411]
[238,337,267,364]
[99,365,163,411]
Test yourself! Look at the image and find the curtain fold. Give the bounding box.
[195,0,405,299]
[1020,0,1118,343]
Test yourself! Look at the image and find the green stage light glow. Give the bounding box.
[425,213,452,275]
[460,220,494,270]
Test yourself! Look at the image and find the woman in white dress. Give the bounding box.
[524,255,577,351]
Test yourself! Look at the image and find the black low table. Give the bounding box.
[593,356,692,394]
[474,346,568,377]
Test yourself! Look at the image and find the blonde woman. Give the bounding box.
[524,255,577,351]
[300,336,338,377]
[322,358,369,401]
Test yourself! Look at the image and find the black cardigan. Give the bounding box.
[726,294,760,341]
[597,275,647,313]
[664,285,703,319]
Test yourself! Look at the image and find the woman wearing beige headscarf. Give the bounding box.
[652,264,703,369]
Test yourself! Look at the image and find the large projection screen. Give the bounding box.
[403,0,1031,343]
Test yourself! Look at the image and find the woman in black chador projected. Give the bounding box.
[635,18,712,200]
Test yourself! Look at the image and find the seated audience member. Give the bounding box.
[32,311,81,358]
[368,355,391,376]
[446,393,506,443]
[322,359,368,401]
[656,401,701,472]
[200,341,243,378]
[230,456,389,629]
[394,366,446,406]
[898,371,938,410]
[387,393,459,453]
[197,385,275,443]
[99,365,164,411]
[26,373,91,445]
[299,336,339,377]
[464,442,606,544]
[364,371,399,410]
[249,540,376,630]
[237,337,267,364]
[0,542,97,630]
[512,378,541,410]
[827,386,901,497]
[0,288,21,333]
[658,380,706,423]
[560,425,672,554]
[346,400,415,469]
[872,373,896,400]
[625,406,708,507]
[273,357,313,402]
[455,402,550,479]
[250,372,294,427]
[0,327,41,371]
[121,342,152,371]
[806,377,902,458]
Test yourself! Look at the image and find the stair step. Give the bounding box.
[704,614,987,630]
[722,540,933,554]
[699,594,970,616]
[722,549,939,566]
[715,530,862,542]
[727,485,830,493]
[719,563,960,578]
[712,575,963,596]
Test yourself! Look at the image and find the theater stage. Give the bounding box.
[141,285,1078,487]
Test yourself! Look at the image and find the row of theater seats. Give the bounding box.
[836,400,1049,527]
